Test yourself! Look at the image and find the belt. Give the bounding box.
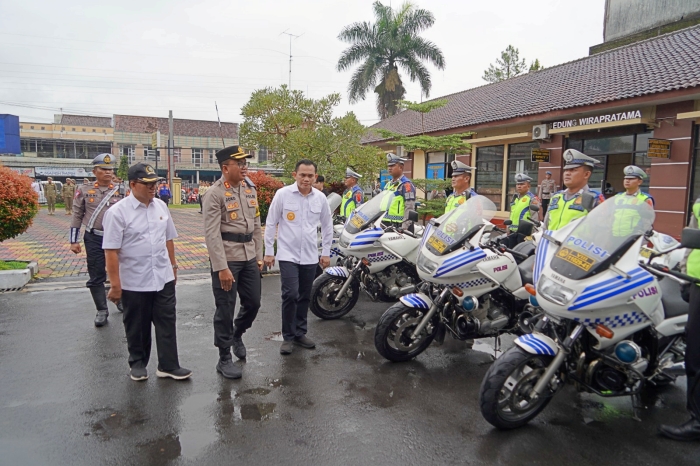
[221,232,253,243]
[89,229,104,237]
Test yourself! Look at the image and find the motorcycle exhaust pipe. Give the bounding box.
[398,285,415,296]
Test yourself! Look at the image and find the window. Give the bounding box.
[475,145,504,209]
[41,127,45,130]
[30,126,34,129]
[82,128,86,132]
[258,146,268,163]
[173,148,181,163]
[506,142,540,211]
[121,145,135,164]
[72,128,75,131]
[92,129,96,132]
[192,148,203,167]
[19,125,22,129]
[208,149,216,164]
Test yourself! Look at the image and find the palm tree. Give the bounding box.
[337,1,445,120]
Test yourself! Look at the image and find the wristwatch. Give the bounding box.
[257,260,264,266]
[172,264,179,270]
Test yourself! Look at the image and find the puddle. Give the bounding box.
[471,339,503,359]
[238,387,271,396]
[240,403,276,421]
[265,332,284,341]
[138,434,182,463]
[267,378,283,387]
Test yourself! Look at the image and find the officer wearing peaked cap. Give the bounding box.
[445,160,478,214]
[542,149,605,231]
[203,145,263,380]
[382,153,416,228]
[538,170,557,212]
[69,153,125,327]
[341,168,364,218]
[509,173,541,231]
[611,165,654,237]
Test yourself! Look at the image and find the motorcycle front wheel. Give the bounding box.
[479,346,555,430]
[309,273,360,320]
[374,303,437,362]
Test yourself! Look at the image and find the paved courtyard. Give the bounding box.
[0,206,211,278]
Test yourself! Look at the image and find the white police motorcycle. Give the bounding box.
[310,191,423,320]
[374,196,541,362]
[479,199,693,429]
[317,192,345,262]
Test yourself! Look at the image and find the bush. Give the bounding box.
[0,166,38,242]
[247,170,284,224]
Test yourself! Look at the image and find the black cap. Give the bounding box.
[128,162,158,182]
[216,145,252,165]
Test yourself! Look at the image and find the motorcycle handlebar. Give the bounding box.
[647,263,700,285]
[486,243,529,261]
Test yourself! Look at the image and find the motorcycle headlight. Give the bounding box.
[417,253,438,274]
[338,232,350,248]
[537,276,576,306]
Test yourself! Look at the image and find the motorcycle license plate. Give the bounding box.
[427,235,447,253]
[639,247,653,259]
[350,215,364,228]
[556,247,595,271]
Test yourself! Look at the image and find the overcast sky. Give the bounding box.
[0,0,605,127]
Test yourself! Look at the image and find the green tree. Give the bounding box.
[336,1,446,120]
[0,167,38,242]
[240,85,383,182]
[117,154,129,181]
[482,45,542,83]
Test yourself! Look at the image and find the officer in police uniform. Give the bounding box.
[382,153,416,228]
[45,177,58,215]
[538,171,557,212]
[341,168,363,218]
[69,153,124,326]
[542,149,605,231]
[508,173,541,231]
[63,178,76,215]
[610,165,655,237]
[203,145,263,380]
[445,160,477,214]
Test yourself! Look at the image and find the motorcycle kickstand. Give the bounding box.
[631,393,643,422]
[492,333,501,359]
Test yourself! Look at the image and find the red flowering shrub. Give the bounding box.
[0,166,38,242]
[247,170,284,224]
[326,181,346,196]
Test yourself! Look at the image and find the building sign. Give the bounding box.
[35,167,95,178]
[551,110,642,129]
[8,167,35,177]
[647,138,671,158]
[531,148,550,163]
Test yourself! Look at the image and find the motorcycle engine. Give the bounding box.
[585,359,629,393]
[450,294,509,340]
[376,264,417,298]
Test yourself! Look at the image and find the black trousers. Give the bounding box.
[84,231,108,311]
[211,259,261,349]
[121,281,180,371]
[161,195,170,205]
[279,261,317,341]
[541,198,550,214]
[687,285,700,419]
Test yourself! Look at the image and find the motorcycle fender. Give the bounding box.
[515,333,558,357]
[399,293,433,310]
[325,266,349,278]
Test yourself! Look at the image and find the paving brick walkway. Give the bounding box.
[0,207,213,279]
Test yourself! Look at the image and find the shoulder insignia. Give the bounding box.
[354,192,362,202]
[574,197,582,205]
[94,182,98,187]
[224,181,231,189]
[458,198,465,205]
[404,182,412,192]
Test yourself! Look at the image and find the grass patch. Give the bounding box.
[168,203,201,209]
[0,261,27,271]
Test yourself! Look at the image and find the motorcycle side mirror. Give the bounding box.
[503,220,512,226]
[581,192,597,212]
[681,228,700,250]
[429,218,441,227]
[516,220,534,237]
[530,205,540,213]
[408,210,419,223]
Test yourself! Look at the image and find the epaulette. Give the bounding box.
[244,176,256,188]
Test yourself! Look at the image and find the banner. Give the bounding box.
[35,167,95,177]
[8,167,35,177]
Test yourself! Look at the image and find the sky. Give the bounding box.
[0,0,606,127]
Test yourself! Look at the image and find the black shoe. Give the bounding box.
[659,418,700,441]
[293,336,316,349]
[94,310,108,327]
[280,341,293,355]
[216,356,242,379]
[116,300,124,312]
[156,367,192,380]
[232,335,246,360]
[130,366,148,381]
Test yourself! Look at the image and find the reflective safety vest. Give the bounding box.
[341,185,364,217]
[611,191,654,237]
[546,189,602,231]
[445,188,477,214]
[509,192,536,231]
[381,176,414,224]
[687,201,700,283]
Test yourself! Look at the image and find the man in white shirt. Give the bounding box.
[102,162,191,382]
[264,159,333,355]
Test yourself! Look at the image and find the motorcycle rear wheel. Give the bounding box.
[479,346,555,429]
[374,303,437,362]
[309,273,360,320]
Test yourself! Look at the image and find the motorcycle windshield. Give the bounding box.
[344,191,397,234]
[424,196,497,256]
[550,198,655,279]
[326,192,341,213]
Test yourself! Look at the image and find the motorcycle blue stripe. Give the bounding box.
[519,338,549,356]
[443,248,483,267]
[404,295,429,309]
[569,275,654,310]
[349,241,377,246]
[574,269,649,302]
[578,268,646,295]
[435,251,486,277]
[520,334,554,356]
[420,224,432,248]
[534,231,551,285]
[356,232,383,239]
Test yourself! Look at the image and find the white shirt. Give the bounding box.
[102,195,177,292]
[264,183,333,265]
[31,181,41,194]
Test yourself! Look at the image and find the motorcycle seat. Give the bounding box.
[660,277,688,319]
[518,255,536,286]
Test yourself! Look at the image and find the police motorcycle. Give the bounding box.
[374,196,542,362]
[479,199,695,430]
[317,192,346,263]
[310,191,423,320]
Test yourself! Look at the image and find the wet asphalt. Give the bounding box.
[0,274,698,466]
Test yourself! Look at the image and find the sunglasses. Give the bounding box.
[135,181,158,188]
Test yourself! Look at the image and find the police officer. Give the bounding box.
[45,177,58,215]
[69,154,124,327]
[509,173,541,231]
[445,160,477,214]
[203,146,263,380]
[538,171,557,212]
[542,149,605,231]
[611,165,654,237]
[382,153,416,228]
[341,168,364,218]
[63,178,76,215]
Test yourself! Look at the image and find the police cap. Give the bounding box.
[215,145,252,165]
[451,160,475,176]
[623,165,647,180]
[345,168,362,179]
[92,153,115,169]
[514,173,532,183]
[386,153,407,166]
[563,149,599,170]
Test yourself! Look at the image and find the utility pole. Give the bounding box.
[168,110,174,186]
[280,29,303,88]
